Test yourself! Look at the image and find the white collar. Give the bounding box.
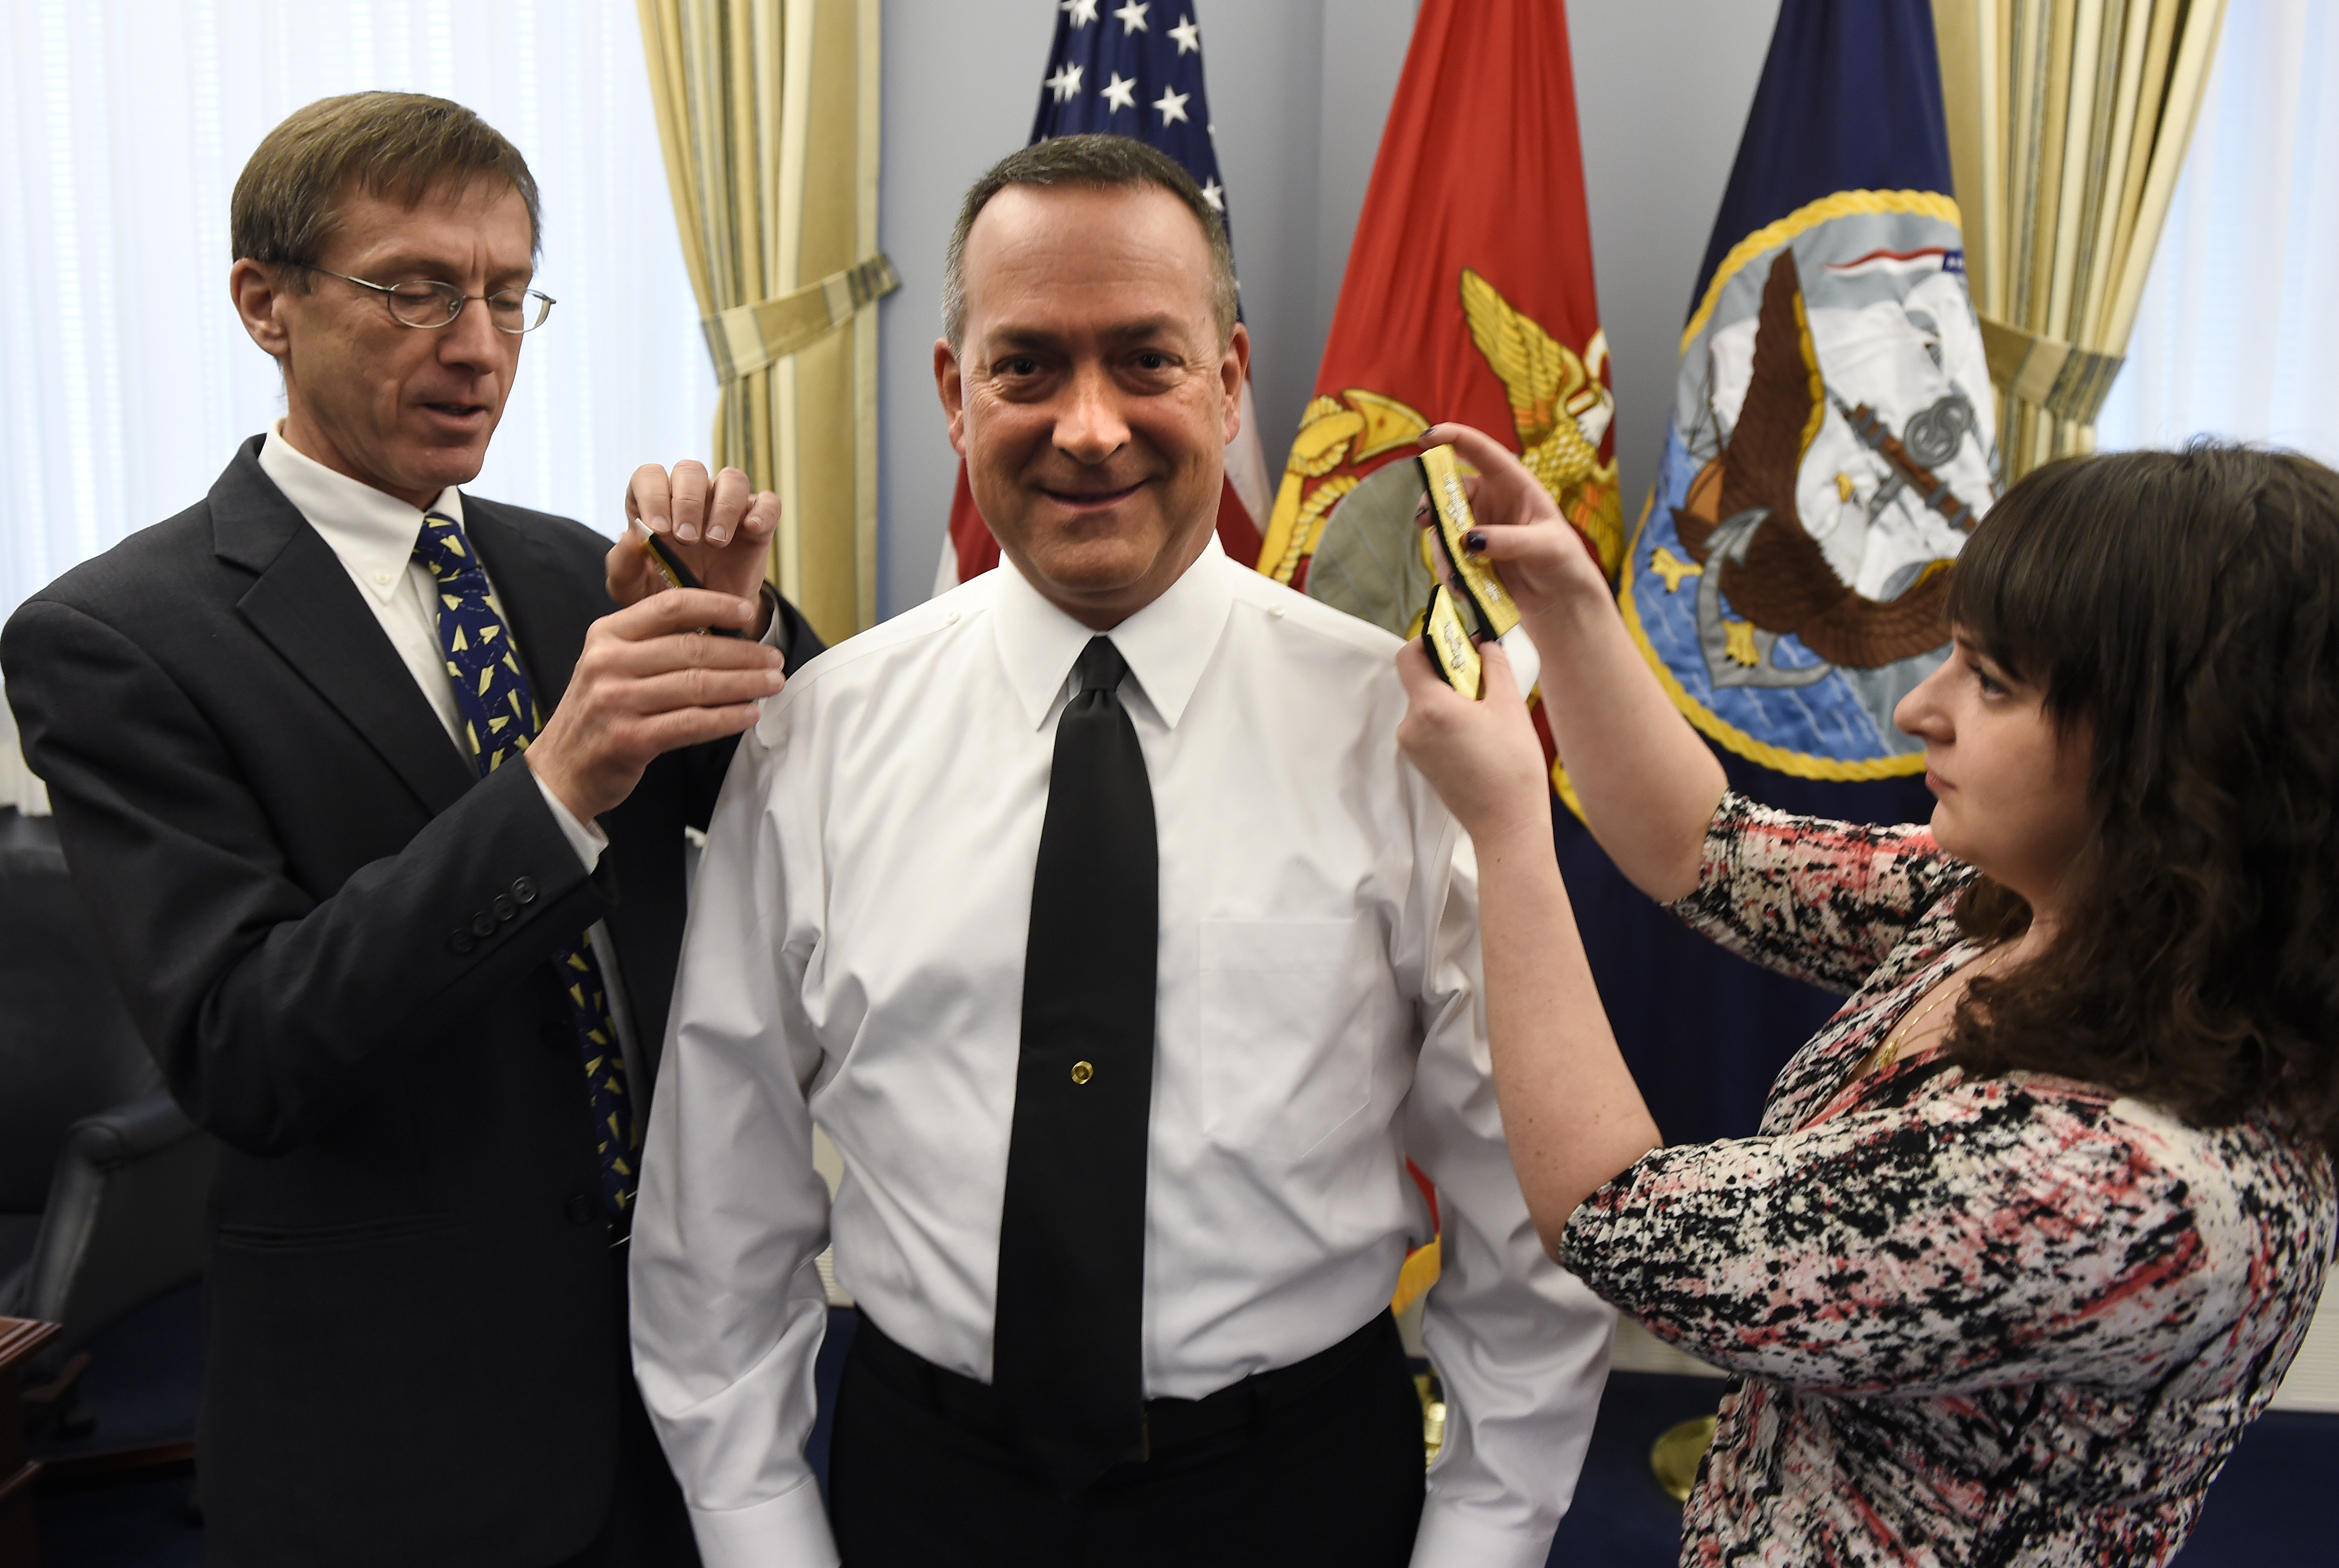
[989,531,1237,732]
[257,419,466,604]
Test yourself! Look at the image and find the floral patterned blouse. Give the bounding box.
[1559,793,2336,1567]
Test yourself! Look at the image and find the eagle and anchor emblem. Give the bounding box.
[1627,191,1998,779]
[1262,269,1624,637]
[1670,249,1975,686]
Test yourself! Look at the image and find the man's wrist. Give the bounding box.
[524,745,601,828]
[530,766,608,871]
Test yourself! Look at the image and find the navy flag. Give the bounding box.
[1561,0,1991,1146]
[942,1,1270,588]
[1626,0,1994,782]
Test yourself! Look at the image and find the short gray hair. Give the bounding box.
[941,134,1237,350]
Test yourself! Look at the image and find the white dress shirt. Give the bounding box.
[631,536,1616,1568]
[255,423,642,1075]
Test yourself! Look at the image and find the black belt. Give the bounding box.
[851,1309,1397,1460]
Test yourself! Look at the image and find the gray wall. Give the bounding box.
[874,0,1053,615]
[1569,0,1780,523]
[875,0,1780,620]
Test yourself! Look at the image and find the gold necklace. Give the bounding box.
[1862,946,2010,1080]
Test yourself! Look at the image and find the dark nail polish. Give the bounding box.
[1464,530,1487,555]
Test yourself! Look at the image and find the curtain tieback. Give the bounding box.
[1977,314,2126,427]
[702,254,901,383]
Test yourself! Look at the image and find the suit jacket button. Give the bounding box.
[492,894,517,922]
[566,1194,597,1225]
[450,931,477,955]
[470,911,498,939]
[513,875,539,905]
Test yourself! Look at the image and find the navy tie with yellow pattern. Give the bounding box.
[415,510,638,1222]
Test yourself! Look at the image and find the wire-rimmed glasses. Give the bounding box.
[299,265,556,334]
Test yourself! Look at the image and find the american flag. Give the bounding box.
[937,0,1273,592]
[1032,1,1231,240]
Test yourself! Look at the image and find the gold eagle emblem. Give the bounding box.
[1457,269,1623,577]
[1257,272,1624,586]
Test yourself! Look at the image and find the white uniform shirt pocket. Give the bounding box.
[1197,919,1376,1160]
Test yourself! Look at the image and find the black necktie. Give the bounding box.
[993,636,1159,1492]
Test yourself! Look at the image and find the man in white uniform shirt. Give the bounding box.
[630,135,1613,1568]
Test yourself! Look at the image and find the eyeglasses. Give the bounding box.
[298,265,556,334]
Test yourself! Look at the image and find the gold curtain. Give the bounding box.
[637,0,895,639]
[1933,0,2226,481]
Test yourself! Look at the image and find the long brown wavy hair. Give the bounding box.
[1944,444,2339,1156]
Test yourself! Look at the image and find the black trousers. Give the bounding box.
[828,1312,1426,1568]
[548,1247,700,1568]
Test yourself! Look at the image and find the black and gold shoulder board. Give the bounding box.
[1418,443,1521,640]
[1422,580,1484,698]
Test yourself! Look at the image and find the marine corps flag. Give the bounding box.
[1566,0,1995,1146]
[1277,0,1609,1328]
[1258,0,1618,620]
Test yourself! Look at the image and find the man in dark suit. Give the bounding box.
[0,92,816,1566]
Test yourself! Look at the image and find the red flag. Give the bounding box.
[1268,0,1614,1319]
[1256,0,1620,600]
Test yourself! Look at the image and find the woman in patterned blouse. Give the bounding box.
[1394,430,2339,1566]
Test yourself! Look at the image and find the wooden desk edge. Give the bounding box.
[0,1320,58,1373]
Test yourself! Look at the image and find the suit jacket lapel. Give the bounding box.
[213,440,476,818]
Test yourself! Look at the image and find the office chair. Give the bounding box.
[0,809,217,1426]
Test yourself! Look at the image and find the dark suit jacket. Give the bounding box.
[1,438,822,1566]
